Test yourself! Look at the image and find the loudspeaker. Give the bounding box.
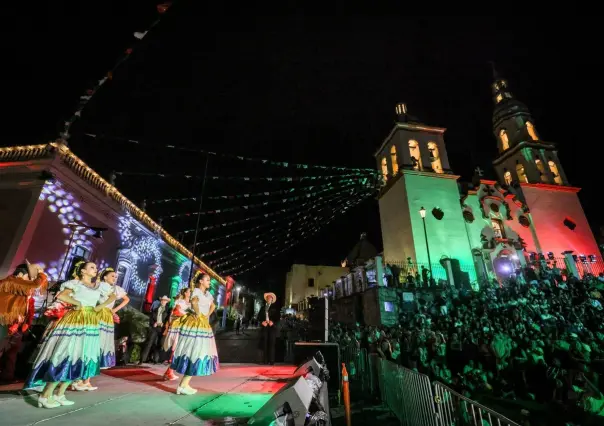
[294,343,340,394]
[293,356,323,378]
[248,376,314,426]
[308,297,328,342]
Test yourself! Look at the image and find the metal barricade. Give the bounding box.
[433,382,521,426]
[378,358,439,426]
[340,346,372,393]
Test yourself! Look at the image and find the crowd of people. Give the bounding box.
[331,271,604,424]
[0,261,220,408]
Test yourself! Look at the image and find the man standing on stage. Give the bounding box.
[258,292,280,365]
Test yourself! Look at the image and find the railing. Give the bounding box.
[378,358,438,426]
[433,382,520,426]
[384,261,477,288]
[532,257,604,280]
[358,357,521,426]
[340,346,373,393]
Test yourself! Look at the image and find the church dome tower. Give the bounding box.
[490,64,568,187]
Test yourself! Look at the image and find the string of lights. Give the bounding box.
[149,196,197,205]
[206,177,358,200]
[114,170,376,182]
[196,189,364,256]
[219,190,373,276]
[185,185,368,243]
[204,189,369,265]
[218,189,373,274]
[85,132,377,173]
[161,179,362,219]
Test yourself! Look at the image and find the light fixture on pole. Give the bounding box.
[419,207,433,285]
[58,222,107,281]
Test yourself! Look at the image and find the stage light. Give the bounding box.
[547,252,555,260]
[499,264,511,273]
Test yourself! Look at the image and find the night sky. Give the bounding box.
[5,5,602,294]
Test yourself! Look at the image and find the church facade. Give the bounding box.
[375,75,601,285]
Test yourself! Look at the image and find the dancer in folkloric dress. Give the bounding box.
[162,287,191,381]
[71,267,129,391]
[171,272,219,395]
[25,261,116,408]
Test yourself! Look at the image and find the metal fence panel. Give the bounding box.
[378,358,439,426]
[433,382,521,426]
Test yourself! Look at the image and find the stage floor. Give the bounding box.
[0,364,297,426]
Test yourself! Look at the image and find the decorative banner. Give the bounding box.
[204,189,370,264]
[219,191,372,276]
[196,189,363,257]
[218,190,372,273]
[149,196,197,205]
[85,133,377,173]
[114,170,377,182]
[162,180,362,219]
[185,186,366,238]
[207,177,357,200]
[61,3,173,141]
[199,190,354,234]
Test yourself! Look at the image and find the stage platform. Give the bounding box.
[0,364,298,426]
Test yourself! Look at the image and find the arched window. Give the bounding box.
[390,145,399,175]
[516,162,528,183]
[535,159,548,183]
[548,160,563,185]
[504,170,512,185]
[526,121,539,141]
[500,129,509,150]
[427,141,443,173]
[408,140,422,171]
[381,157,388,182]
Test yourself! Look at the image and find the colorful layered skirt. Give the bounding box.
[171,313,219,377]
[98,307,116,369]
[25,307,101,388]
[163,315,185,352]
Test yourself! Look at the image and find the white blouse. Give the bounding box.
[174,299,191,313]
[98,282,127,309]
[60,280,104,307]
[192,288,214,316]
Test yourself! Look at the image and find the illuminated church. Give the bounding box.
[375,72,601,285]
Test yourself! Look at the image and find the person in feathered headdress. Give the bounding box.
[0,262,47,382]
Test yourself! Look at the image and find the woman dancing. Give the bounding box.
[162,287,191,381]
[171,272,219,395]
[72,267,129,391]
[25,261,116,408]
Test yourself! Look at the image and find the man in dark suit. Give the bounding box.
[140,295,171,364]
[257,292,280,365]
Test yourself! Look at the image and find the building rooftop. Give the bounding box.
[0,141,226,285]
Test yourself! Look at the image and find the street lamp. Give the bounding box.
[419,207,433,286]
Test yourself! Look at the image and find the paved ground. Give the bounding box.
[215,328,262,364]
[0,364,296,426]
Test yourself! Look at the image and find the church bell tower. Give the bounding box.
[489,66,601,262]
[375,103,476,280]
[491,66,568,187]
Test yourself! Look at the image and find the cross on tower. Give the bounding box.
[474,167,484,177]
